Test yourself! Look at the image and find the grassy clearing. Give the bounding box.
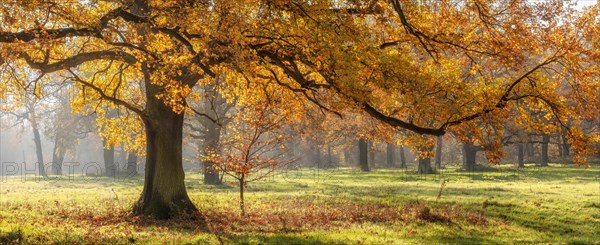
[0,164,598,244]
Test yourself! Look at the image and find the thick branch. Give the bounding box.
[23,50,136,73]
[0,7,147,43]
[362,102,445,136]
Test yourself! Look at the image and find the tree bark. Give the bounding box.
[358,138,369,171]
[540,134,550,166]
[202,118,222,185]
[239,176,245,216]
[399,146,407,168]
[386,143,395,167]
[463,142,478,172]
[103,140,116,177]
[51,137,65,175]
[435,136,443,169]
[133,85,197,219]
[127,152,138,176]
[517,143,525,168]
[560,132,570,156]
[31,120,46,177]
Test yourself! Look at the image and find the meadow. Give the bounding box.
[0,164,598,244]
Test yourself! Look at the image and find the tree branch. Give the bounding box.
[68,69,147,121]
[23,50,137,73]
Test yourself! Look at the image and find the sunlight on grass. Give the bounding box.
[1,164,598,244]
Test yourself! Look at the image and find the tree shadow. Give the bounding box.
[217,234,342,245]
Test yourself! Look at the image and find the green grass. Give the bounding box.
[0,163,598,244]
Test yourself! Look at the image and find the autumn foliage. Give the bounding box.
[0,0,598,217]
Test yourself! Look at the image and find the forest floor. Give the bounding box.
[0,163,598,244]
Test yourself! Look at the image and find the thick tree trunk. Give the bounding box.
[127,152,138,176]
[133,88,197,219]
[103,140,116,177]
[32,122,46,177]
[517,143,525,168]
[51,137,65,175]
[386,143,395,167]
[202,118,222,185]
[540,134,550,166]
[358,138,369,171]
[399,146,407,168]
[435,136,442,169]
[463,143,478,172]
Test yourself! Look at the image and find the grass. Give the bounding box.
[0,163,598,244]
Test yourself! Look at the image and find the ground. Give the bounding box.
[0,163,598,244]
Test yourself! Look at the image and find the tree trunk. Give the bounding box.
[127,152,138,176]
[386,143,395,167]
[368,141,375,167]
[561,133,570,156]
[202,118,222,185]
[435,136,443,169]
[418,156,434,174]
[51,137,65,175]
[358,138,369,171]
[133,86,197,219]
[557,140,564,157]
[344,151,351,165]
[239,176,245,216]
[399,146,407,168]
[517,143,525,168]
[327,145,333,167]
[540,134,550,166]
[463,143,478,172]
[31,121,46,177]
[525,140,534,159]
[315,145,322,168]
[103,140,116,177]
[119,146,127,168]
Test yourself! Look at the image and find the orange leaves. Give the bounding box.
[0,0,598,167]
[156,82,191,114]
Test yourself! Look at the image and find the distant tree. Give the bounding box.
[386,143,395,167]
[435,136,443,169]
[358,138,370,172]
[3,93,48,177]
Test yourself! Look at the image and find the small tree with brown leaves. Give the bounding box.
[206,103,293,216]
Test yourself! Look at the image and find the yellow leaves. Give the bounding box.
[155,82,191,114]
[96,110,146,156]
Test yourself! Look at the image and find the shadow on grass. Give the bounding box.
[218,233,343,245]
